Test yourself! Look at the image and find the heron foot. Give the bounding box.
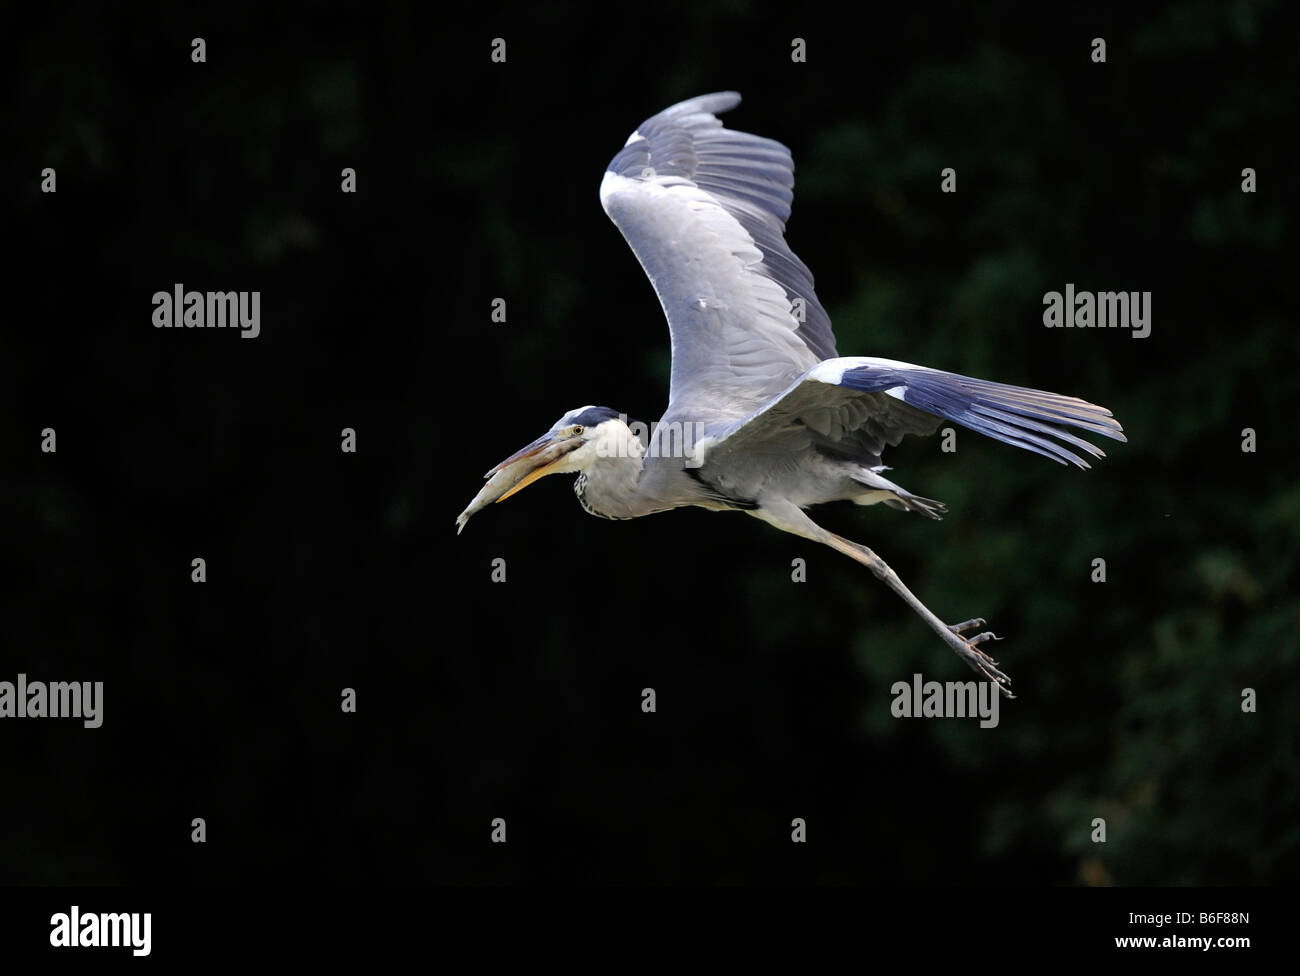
[945,622,1014,699]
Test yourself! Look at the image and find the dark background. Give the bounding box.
[4,0,1297,885]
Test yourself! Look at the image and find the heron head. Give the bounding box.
[455,406,640,533]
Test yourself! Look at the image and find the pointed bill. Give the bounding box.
[455,432,579,534]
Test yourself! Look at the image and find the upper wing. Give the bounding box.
[599,92,837,428]
[703,357,1127,469]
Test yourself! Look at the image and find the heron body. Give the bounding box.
[458,93,1126,696]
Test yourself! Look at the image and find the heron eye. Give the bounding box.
[572,425,584,437]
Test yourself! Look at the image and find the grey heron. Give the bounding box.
[457,92,1125,696]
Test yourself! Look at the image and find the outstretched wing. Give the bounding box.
[599,92,837,428]
[703,357,1127,469]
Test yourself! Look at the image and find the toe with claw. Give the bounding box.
[947,621,1014,698]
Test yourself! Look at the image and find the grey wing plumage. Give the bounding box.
[599,92,837,429]
[705,356,1128,469]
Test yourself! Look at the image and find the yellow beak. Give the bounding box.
[455,431,578,533]
[496,452,569,502]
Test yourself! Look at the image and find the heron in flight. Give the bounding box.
[457,92,1124,696]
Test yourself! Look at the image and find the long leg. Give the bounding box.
[751,502,1014,698]
[820,532,1012,696]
